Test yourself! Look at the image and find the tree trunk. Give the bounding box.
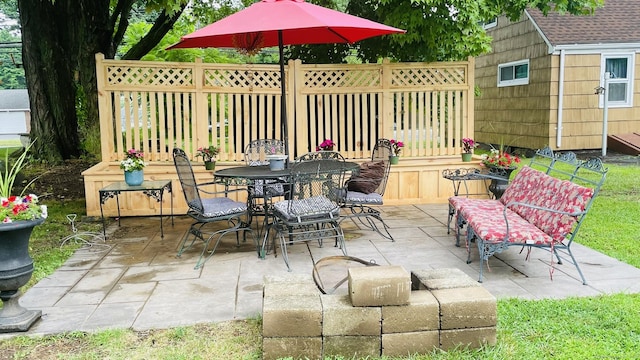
[17,0,184,161]
[18,0,80,161]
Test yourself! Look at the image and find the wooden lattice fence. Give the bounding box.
[95,54,474,163]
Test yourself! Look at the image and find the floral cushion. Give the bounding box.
[463,205,554,245]
[499,166,545,209]
[523,180,593,242]
[455,165,595,244]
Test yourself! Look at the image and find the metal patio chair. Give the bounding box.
[173,148,254,269]
[296,150,345,162]
[340,138,394,241]
[243,139,287,233]
[266,158,348,271]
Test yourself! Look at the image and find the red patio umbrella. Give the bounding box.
[168,0,405,157]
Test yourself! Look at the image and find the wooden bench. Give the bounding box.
[449,147,608,284]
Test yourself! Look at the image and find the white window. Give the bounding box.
[481,18,497,30]
[600,53,634,107]
[497,59,529,87]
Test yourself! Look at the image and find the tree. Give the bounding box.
[16,0,187,161]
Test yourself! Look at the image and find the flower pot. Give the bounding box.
[124,169,144,186]
[0,218,45,332]
[204,161,216,171]
[487,166,516,199]
[389,155,399,165]
[461,152,473,162]
[265,155,287,171]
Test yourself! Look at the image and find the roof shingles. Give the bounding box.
[528,0,640,45]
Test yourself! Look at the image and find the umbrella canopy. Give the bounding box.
[168,0,405,156]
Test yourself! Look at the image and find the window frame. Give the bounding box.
[599,53,634,108]
[497,59,530,87]
[481,17,497,30]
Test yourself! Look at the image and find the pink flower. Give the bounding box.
[317,139,336,151]
[390,139,404,156]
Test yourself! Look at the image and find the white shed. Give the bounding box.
[0,89,30,142]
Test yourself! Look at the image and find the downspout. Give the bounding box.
[556,49,565,148]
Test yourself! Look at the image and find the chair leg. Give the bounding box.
[177,222,206,257]
[185,218,254,270]
[277,231,292,272]
[447,204,455,234]
[556,246,588,285]
[343,204,394,241]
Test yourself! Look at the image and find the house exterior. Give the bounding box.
[475,0,640,151]
[0,89,30,142]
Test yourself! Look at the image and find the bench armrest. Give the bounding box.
[504,201,587,218]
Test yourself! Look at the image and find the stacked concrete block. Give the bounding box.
[322,294,381,357]
[262,275,323,360]
[348,265,411,306]
[411,268,480,290]
[261,268,498,359]
[431,286,497,351]
[381,290,440,357]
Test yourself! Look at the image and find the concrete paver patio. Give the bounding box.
[6,204,640,337]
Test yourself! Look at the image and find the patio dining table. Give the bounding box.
[214,161,360,253]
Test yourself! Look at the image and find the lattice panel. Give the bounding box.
[107,66,193,87]
[203,68,281,89]
[391,67,467,87]
[303,69,380,89]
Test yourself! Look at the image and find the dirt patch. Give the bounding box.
[14,159,97,201]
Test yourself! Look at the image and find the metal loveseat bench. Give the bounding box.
[449,147,608,284]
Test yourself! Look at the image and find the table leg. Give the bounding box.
[116,194,121,227]
[168,182,174,226]
[99,190,120,240]
[143,187,167,238]
[100,195,106,239]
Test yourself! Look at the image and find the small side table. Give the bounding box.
[99,180,174,239]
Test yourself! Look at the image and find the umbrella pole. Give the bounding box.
[278,30,289,162]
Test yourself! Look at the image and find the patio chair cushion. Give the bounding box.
[463,201,554,245]
[343,190,383,205]
[198,197,247,218]
[499,167,594,242]
[347,161,385,194]
[273,195,340,221]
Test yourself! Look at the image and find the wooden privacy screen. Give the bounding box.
[95,54,474,163]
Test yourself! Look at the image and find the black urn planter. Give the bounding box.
[487,166,516,200]
[0,217,44,333]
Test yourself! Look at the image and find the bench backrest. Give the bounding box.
[499,147,607,242]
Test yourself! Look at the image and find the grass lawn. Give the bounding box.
[1,153,639,359]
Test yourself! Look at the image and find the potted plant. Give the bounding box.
[389,139,404,164]
[0,143,47,332]
[195,145,220,171]
[316,139,336,151]
[120,148,146,186]
[480,146,521,199]
[461,137,477,162]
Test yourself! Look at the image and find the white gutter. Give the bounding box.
[552,42,640,54]
[556,49,565,148]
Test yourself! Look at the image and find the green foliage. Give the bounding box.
[119,18,247,64]
[578,164,640,268]
[0,29,25,89]
[347,0,603,62]
[0,142,33,197]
